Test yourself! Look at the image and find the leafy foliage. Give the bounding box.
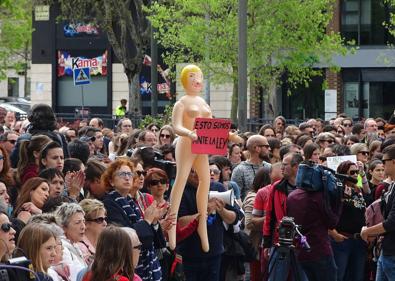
[139,104,173,129]
[0,0,32,80]
[148,0,348,118]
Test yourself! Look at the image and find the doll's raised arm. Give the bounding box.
[228,131,243,144]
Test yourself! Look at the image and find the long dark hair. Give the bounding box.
[90,226,134,281]
[251,167,271,193]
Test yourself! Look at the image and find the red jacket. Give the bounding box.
[263,179,292,248]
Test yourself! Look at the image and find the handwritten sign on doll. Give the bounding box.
[191,118,231,155]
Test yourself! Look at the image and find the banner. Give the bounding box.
[64,23,100,37]
[57,50,107,77]
[191,118,231,155]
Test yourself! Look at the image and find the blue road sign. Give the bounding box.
[73,67,91,86]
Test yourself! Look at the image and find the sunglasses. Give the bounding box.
[87,217,107,224]
[150,179,167,186]
[349,170,359,176]
[1,223,12,233]
[117,171,134,178]
[358,151,369,156]
[210,168,221,175]
[136,170,147,177]
[7,140,16,144]
[382,158,393,164]
[343,123,352,127]
[160,134,171,139]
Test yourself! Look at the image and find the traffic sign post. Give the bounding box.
[73,67,91,86]
[73,67,91,119]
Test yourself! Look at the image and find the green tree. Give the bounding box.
[44,0,151,115]
[148,0,347,121]
[0,0,32,95]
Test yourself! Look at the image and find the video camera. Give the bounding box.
[126,147,176,180]
[278,217,310,251]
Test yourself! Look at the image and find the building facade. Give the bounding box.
[277,0,395,120]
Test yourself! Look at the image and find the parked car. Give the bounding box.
[5,102,31,113]
[0,97,29,103]
[0,103,28,120]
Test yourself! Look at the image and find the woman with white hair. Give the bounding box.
[55,202,87,281]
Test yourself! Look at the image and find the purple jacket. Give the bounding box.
[287,188,341,261]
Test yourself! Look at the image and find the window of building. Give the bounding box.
[7,78,19,97]
[341,0,394,45]
[343,69,395,119]
[281,74,325,119]
[56,50,108,108]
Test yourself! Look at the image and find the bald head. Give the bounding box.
[246,134,269,154]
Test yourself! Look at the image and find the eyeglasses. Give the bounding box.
[136,170,147,177]
[0,223,12,233]
[116,171,134,178]
[133,244,142,250]
[7,140,16,144]
[160,134,171,139]
[358,151,369,156]
[0,155,3,161]
[210,168,221,175]
[86,217,107,224]
[150,179,167,186]
[349,170,359,176]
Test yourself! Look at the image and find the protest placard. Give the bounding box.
[191,118,231,155]
[327,155,357,172]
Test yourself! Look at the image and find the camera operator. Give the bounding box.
[361,144,395,280]
[287,164,342,281]
[263,152,306,281]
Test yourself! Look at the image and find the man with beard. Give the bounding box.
[231,134,271,200]
[364,118,378,143]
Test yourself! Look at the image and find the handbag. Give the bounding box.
[223,226,258,262]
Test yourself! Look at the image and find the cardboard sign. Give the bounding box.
[327,155,357,172]
[191,118,231,155]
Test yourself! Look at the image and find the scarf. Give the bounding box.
[108,190,162,281]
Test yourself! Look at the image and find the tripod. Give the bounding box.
[267,244,305,281]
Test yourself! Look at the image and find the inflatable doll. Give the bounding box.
[168,64,241,252]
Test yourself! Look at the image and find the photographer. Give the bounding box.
[287,164,342,281]
[263,152,305,281]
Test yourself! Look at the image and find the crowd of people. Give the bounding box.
[0,103,394,281]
